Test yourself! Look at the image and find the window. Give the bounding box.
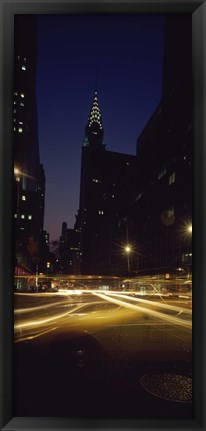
[135,193,142,202]
[28,215,32,220]
[20,93,25,98]
[21,65,26,71]
[22,196,26,201]
[18,128,23,133]
[158,168,166,180]
[20,102,24,107]
[167,207,174,218]
[169,172,176,186]
[21,215,25,219]
[14,214,17,218]
[99,210,104,215]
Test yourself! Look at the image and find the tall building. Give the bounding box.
[13,15,46,276]
[129,14,192,276]
[77,89,137,275]
[59,222,81,274]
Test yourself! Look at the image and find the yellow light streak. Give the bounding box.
[14,304,86,330]
[104,292,192,315]
[15,326,58,342]
[14,300,73,314]
[93,293,192,329]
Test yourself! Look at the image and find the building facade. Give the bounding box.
[13,15,46,276]
[77,89,137,275]
[59,222,81,274]
[128,14,192,276]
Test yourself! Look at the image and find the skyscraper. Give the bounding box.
[78,89,137,275]
[13,15,46,277]
[131,14,192,276]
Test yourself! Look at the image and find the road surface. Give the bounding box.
[14,289,192,418]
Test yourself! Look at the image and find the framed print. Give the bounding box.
[0,1,205,431]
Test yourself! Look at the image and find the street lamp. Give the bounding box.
[182,221,192,279]
[187,224,192,278]
[124,245,131,276]
[47,261,51,274]
[187,224,192,234]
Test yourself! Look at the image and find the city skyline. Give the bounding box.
[36,14,165,241]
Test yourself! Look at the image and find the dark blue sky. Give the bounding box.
[36,14,165,241]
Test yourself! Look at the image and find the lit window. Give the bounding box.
[21,65,26,71]
[169,172,176,186]
[18,128,23,133]
[28,215,32,220]
[99,210,104,215]
[20,227,24,230]
[14,118,16,123]
[13,101,17,105]
[167,207,174,218]
[14,214,17,218]
[20,102,24,107]
[135,193,142,202]
[20,93,24,98]
[21,215,25,219]
[14,109,16,114]
[19,121,23,125]
[22,195,26,201]
[14,92,18,96]
[158,168,166,180]
[13,127,16,132]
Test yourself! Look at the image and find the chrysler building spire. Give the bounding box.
[83,88,105,149]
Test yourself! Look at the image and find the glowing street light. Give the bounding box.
[14,167,20,176]
[125,245,132,254]
[182,221,192,279]
[187,224,192,234]
[124,244,132,276]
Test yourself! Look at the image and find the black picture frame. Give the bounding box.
[0,1,205,430]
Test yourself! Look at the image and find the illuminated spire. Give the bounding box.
[83,87,105,149]
[88,90,103,131]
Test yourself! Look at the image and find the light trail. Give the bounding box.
[93,293,192,329]
[103,292,192,315]
[14,300,73,314]
[15,326,59,342]
[14,303,87,330]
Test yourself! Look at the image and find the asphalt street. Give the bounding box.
[14,289,192,418]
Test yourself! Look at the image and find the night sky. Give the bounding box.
[36,14,165,242]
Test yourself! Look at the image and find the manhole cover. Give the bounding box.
[140,373,192,403]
